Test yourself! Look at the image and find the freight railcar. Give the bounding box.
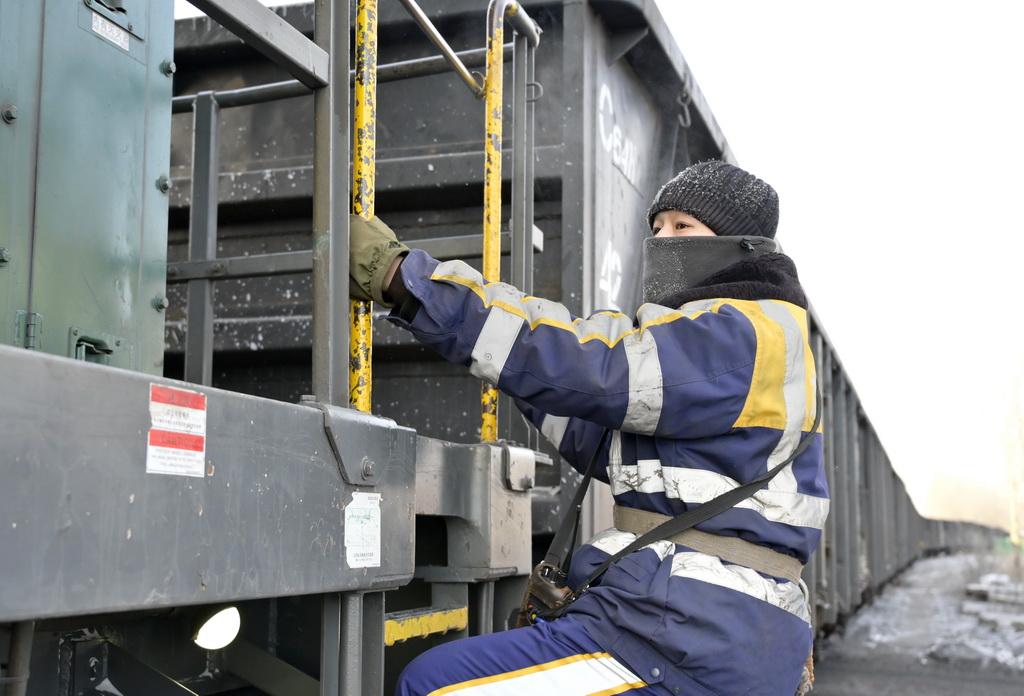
[0,1,1006,694]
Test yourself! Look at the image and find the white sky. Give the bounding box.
[174,1,1024,529]
[652,0,1024,529]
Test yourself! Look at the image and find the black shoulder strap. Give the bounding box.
[541,428,613,579]
[571,388,823,599]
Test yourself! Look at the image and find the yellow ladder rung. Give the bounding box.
[383,606,469,646]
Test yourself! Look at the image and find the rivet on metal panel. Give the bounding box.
[161,60,177,76]
[1,104,16,123]
[153,297,169,311]
[156,176,172,193]
[0,247,10,264]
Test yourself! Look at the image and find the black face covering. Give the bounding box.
[641,236,779,306]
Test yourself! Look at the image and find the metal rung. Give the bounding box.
[187,0,329,89]
[165,231,540,283]
[170,45,513,114]
[383,606,468,645]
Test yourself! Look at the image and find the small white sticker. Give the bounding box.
[345,492,382,568]
[598,239,623,311]
[146,385,207,478]
[92,11,130,52]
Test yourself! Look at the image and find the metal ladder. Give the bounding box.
[171,0,542,691]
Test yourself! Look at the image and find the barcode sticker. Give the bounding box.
[345,492,382,568]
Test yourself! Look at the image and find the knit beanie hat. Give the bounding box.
[646,161,779,239]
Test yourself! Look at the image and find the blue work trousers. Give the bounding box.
[395,615,670,695]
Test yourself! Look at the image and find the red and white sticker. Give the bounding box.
[146,385,207,477]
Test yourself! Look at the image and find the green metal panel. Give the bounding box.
[10,0,174,373]
[0,1,44,347]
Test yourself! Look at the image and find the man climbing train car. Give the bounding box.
[349,161,830,695]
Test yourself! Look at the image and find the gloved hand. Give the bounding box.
[349,214,409,307]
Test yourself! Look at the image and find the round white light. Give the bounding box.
[193,606,241,650]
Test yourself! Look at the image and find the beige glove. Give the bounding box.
[349,214,409,307]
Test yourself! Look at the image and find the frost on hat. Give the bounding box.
[646,161,779,239]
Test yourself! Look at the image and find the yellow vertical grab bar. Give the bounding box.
[350,0,378,413]
[480,0,510,442]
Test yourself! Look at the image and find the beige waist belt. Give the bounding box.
[612,505,804,584]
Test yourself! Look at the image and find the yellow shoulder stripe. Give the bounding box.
[730,300,788,431]
[730,300,817,432]
[429,272,722,348]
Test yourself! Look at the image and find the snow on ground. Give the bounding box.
[819,553,1024,673]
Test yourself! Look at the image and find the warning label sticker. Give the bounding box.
[345,492,382,568]
[146,384,207,477]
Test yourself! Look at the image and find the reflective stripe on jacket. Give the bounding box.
[388,249,829,694]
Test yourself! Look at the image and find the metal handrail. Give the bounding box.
[349,0,378,413]
[503,0,542,46]
[479,0,505,441]
[309,0,350,408]
[481,0,539,441]
[183,92,219,387]
[170,45,512,112]
[398,0,485,97]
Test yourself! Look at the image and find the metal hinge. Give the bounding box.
[15,311,42,350]
[25,312,42,350]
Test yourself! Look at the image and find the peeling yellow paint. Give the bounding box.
[349,300,373,412]
[384,607,469,646]
[481,4,505,441]
[350,0,378,413]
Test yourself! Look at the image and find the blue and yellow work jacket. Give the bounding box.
[388,249,830,695]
